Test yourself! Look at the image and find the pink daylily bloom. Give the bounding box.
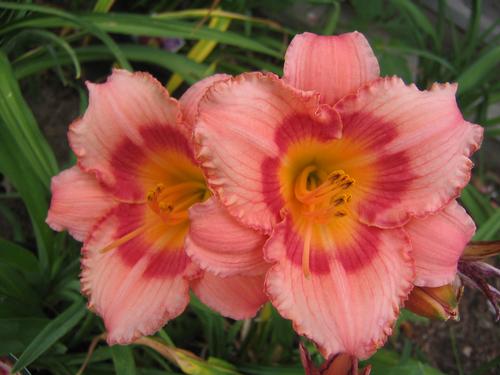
[47,70,268,344]
[193,32,483,358]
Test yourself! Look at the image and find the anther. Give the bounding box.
[341,180,354,189]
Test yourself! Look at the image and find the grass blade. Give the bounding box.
[460,184,495,226]
[111,345,137,375]
[0,1,132,70]
[457,46,500,95]
[473,210,500,241]
[3,28,81,78]
[1,12,282,58]
[13,44,208,84]
[93,0,115,13]
[0,51,58,186]
[166,15,231,93]
[11,299,86,372]
[0,238,39,273]
[390,0,439,47]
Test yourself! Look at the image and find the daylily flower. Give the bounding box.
[47,70,268,344]
[193,32,483,358]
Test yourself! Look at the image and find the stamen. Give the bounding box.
[295,169,354,205]
[302,222,313,279]
[293,167,355,278]
[170,192,205,214]
[157,181,205,200]
[99,224,148,253]
[146,180,208,225]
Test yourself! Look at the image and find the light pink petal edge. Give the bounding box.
[186,197,269,277]
[69,69,183,190]
[81,206,195,344]
[265,217,414,359]
[192,271,268,320]
[406,200,476,287]
[46,166,115,242]
[283,31,380,106]
[335,77,483,228]
[179,74,232,130]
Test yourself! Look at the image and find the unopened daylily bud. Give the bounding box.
[461,240,500,261]
[405,283,461,321]
[300,343,371,375]
[458,243,500,321]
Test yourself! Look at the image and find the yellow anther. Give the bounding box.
[145,180,208,225]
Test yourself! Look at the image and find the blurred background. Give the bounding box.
[0,1,499,374]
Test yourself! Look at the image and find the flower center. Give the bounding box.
[100,179,209,254]
[294,165,354,277]
[146,181,208,225]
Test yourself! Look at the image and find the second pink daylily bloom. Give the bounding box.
[193,32,482,358]
[47,70,268,343]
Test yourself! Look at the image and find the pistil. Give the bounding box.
[294,166,354,277]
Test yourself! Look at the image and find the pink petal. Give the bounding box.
[46,166,115,241]
[283,32,380,106]
[81,204,197,344]
[185,197,269,277]
[69,69,190,201]
[192,271,267,319]
[179,74,231,130]
[334,78,483,228]
[406,201,475,287]
[195,72,341,233]
[265,217,414,359]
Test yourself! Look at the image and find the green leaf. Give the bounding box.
[0,318,49,355]
[111,345,137,375]
[0,265,41,308]
[189,294,226,358]
[0,238,38,273]
[322,1,340,35]
[460,0,482,62]
[93,0,115,13]
[365,349,445,375]
[457,46,500,95]
[374,44,456,73]
[1,12,282,58]
[0,51,58,187]
[389,0,439,47]
[0,51,57,267]
[237,364,303,375]
[11,299,86,372]
[0,1,132,70]
[460,184,495,226]
[378,53,412,82]
[0,203,25,242]
[14,45,207,84]
[473,209,500,240]
[3,28,81,78]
